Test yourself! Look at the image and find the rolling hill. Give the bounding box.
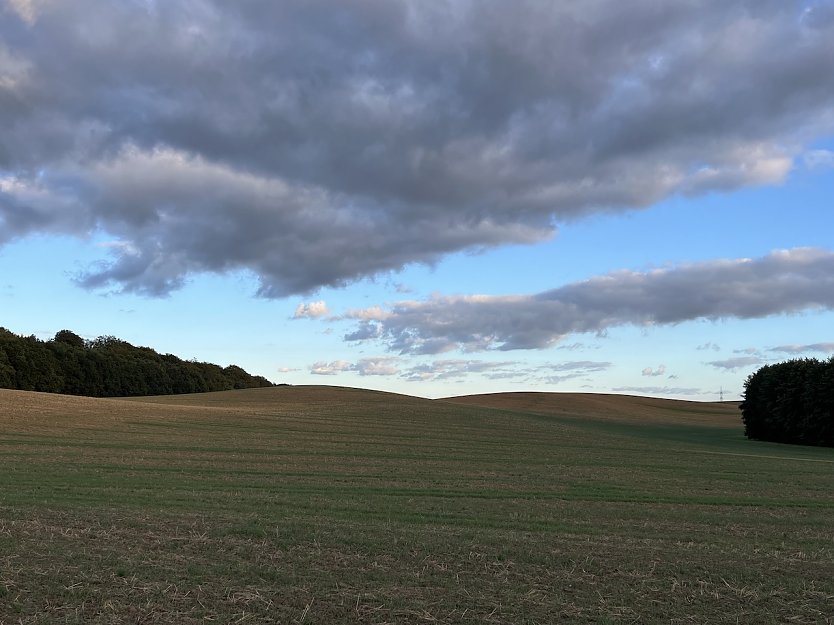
[442,391,741,427]
[0,385,831,624]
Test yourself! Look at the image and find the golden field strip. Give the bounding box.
[0,386,832,624]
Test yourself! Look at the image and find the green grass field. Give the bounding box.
[1,386,832,624]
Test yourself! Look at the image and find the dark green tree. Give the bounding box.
[741,358,834,447]
[0,327,275,397]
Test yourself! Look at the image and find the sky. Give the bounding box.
[1,0,834,400]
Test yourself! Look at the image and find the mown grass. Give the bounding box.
[0,386,832,624]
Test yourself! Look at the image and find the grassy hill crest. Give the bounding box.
[442,390,740,427]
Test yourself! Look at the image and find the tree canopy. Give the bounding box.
[0,328,274,397]
[741,358,834,447]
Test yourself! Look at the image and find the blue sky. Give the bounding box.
[2,1,834,400]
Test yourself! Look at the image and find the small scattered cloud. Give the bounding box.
[769,343,834,355]
[557,342,596,351]
[343,322,384,342]
[548,361,611,373]
[310,360,353,376]
[733,347,760,355]
[803,149,834,170]
[353,357,401,377]
[276,367,300,373]
[310,357,400,377]
[538,361,612,385]
[293,301,330,320]
[697,342,721,352]
[402,360,520,383]
[611,386,705,396]
[343,306,390,322]
[642,364,667,377]
[706,356,763,371]
[396,359,611,384]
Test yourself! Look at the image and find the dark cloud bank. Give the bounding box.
[1,1,833,295]
[343,248,834,353]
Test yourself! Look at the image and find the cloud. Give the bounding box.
[276,367,300,373]
[557,342,594,352]
[4,0,39,24]
[0,2,832,296]
[539,361,612,385]
[401,359,520,382]
[706,356,763,371]
[345,248,834,354]
[396,358,610,383]
[548,361,611,373]
[769,342,834,355]
[293,300,330,319]
[353,357,401,377]
[697,342,721,352]
[309,357,400,377]
[642,364,666,377]
[310,360,353,376]
[803,149,834,170]
[611,386,705,396]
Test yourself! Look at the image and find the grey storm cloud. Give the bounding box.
[343,248,834,354]
[1,1,834,296]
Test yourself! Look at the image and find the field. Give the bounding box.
[0,386,832,624]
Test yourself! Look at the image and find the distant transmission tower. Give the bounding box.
[719,386,724,402]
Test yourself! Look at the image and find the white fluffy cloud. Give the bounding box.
[293,300,330,319]
[0,1,832,296]
[642,365,667,377]
[310,360,353,376]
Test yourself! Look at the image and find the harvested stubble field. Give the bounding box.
[0,386,832,624]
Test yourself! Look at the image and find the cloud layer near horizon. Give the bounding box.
[308,356,611,386]
[1,1,833,295]
[343,248,834,353]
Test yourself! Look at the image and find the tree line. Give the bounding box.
[0,328,274,397]
[741,358,833,447]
